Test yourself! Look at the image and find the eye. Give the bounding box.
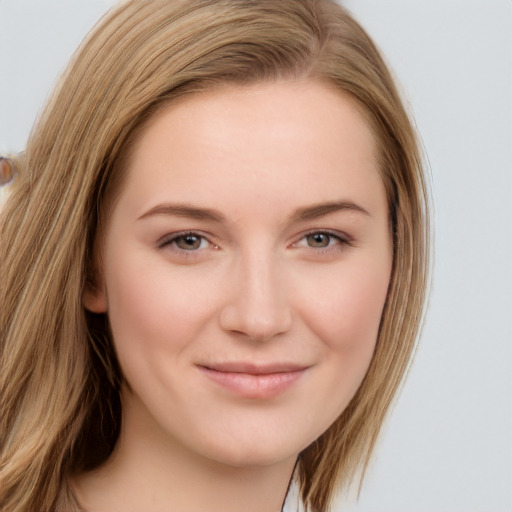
[305,233,335,248]
[292,230,351,252]
[159,232,211,251]
[173,234,205,250]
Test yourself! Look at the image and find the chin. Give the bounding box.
[188,423,316,470]
[206,443,299,470]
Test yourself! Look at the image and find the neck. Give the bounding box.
[73,393,297,512]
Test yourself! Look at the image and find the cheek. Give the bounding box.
[279,258,392,443]
[297,258,391,385]
[104,254,215,367]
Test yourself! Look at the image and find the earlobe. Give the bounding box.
[83,283,107,313]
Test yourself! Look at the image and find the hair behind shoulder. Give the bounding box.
[0,1,430,511]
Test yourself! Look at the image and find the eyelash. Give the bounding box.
[158,230,351,256]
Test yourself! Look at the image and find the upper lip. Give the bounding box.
[198,362,311,375]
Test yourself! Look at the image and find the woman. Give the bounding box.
[0,1,430,511]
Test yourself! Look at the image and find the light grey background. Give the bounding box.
[1,1,511,511]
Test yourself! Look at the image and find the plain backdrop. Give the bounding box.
[1,1,511,511]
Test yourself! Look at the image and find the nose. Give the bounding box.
[219,252,292,342]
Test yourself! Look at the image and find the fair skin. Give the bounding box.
[78,80,392,512]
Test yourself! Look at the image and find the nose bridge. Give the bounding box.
[219,245,292,341]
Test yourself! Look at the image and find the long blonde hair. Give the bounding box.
[0,1,430,511]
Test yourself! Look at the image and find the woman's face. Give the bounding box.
[85,80,392,469]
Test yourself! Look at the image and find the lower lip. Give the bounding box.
[198,367,306,399]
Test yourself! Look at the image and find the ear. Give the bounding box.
[83,280,107,313]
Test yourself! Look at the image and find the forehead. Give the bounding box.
[118,80,384,221]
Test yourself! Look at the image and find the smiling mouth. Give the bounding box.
[197,363,309,399]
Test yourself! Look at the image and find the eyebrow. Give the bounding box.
[290,201,370,222]
[138,204,226,222]
[138,200,370,223]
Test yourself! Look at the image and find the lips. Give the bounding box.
[197,362,310,399]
